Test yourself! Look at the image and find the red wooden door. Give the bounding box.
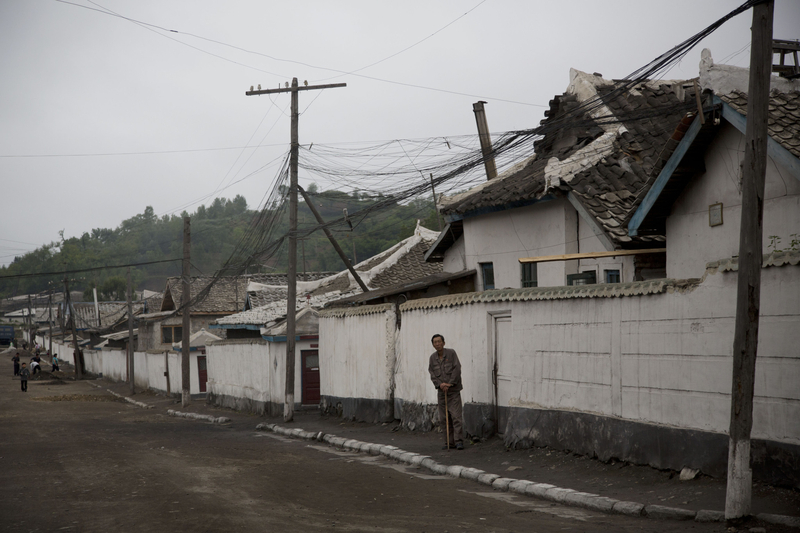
[197,356,208,393]
[301,350,320,404]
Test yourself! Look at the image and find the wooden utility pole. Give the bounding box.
[725,0,773,520]
[298,185,369,292]
[64,278,83,380]
[127,267,135,395]
[47,291,53,359]
[430,173,443,231]
[473,101,497,180]
[246,78,346,422]
[181,217,191,407]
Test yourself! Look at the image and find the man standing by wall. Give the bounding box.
[428,334,464,450]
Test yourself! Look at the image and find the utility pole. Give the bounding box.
[47,291,53,359]
[473,101,497,180]
[725,0,773,520]
[127,267,135,395]
[27,295,32,346]
[298,185,369,292]
[430,173,443,231]
[181,217,191,408]
[64,278,83,380]
[246,78,346,422]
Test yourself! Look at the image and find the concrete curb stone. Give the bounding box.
[491,477,516,491]
[544,487,577,503]
[695,509,725,522]
[644,504,696,520]
[524,483,556,498]
[508,480,535,495]
[430,463,448,475]
[611,500,645,517]
[756,513,800,528]
[460,468,485,481]
[445,465,465,478]
[477,473,500,486]
[410,455,430,467]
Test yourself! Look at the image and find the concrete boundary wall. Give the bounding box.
[320,259,800,486]
[37,339,205,396]
[319,304,396,423]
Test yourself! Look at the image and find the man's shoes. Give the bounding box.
[456,441,464,450]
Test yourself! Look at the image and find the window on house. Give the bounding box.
[480,262,495,290]
[567,271,597,286]
[521,262,538,288]
[605,269,621,283]
[162,325,182,344]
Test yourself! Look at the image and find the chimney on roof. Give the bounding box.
[473,101,497,180]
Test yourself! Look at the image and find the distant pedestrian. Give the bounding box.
[20,363,29,392]
[52,354,59,372]
[31,355,41,375]
[12,352,20,376]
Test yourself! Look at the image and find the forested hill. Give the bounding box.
[0,191,440,299]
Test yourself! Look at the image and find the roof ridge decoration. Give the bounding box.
[319,303,393,318]
[699,48,800,97]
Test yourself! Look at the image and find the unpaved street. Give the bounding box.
[0,373,749,532]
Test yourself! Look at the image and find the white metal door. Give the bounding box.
[493,315,512,434]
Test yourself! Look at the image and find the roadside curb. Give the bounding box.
[256,423,800,527]
[168,409,231,425]
[88,381,154,409]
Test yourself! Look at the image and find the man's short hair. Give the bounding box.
[431,334,445,344]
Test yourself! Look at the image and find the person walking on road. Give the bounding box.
[19,363,29,392]
[12,352,20,376]
[428,334,464,450]
[51,353,59,372]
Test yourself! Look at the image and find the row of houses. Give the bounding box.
[33,52,800,488]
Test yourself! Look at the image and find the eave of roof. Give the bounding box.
[628,95,800,236]
[325,269,477,307]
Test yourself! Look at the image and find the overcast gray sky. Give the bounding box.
[1,0,798,267]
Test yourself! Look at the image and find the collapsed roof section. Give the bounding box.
[438,69,700,249]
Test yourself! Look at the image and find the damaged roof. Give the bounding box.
[439,69,698,248]
[215,224,443,327]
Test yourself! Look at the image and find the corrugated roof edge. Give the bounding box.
[398,280,688,311]
[319,303,394,319]
[709,250,800,273]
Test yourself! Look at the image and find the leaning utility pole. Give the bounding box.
[181,217,191,408]
[127,267,135,395]
[725,0,773,520]
[246,78,346,422]
[297,185,368,292]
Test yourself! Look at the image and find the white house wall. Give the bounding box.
[450,199,636,288]
[666,122,800,279]
[319,304,396,422]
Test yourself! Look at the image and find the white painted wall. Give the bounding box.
[667,122,800,279]
[319,305,395,402]
[38,339,205,395]
[206,338,315,407]
[324,261,800,446]
[446,199,636,288]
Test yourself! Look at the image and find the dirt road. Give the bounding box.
[0,372,779,532]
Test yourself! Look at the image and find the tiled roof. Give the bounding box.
[70,301,146,330]
[216,225,442,326]
[163,276,248,314]
[440,70,696,247]
[719,90,800,159]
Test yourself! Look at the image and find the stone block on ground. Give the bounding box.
[694,509,724,522]
[644,504,696,520]
[611,500,645,517]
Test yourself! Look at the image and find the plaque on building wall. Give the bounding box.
[709,203,723,227]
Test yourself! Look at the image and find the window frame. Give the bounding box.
[161,325,183,344]
[521,262,538,288]
[479,262,495,290]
